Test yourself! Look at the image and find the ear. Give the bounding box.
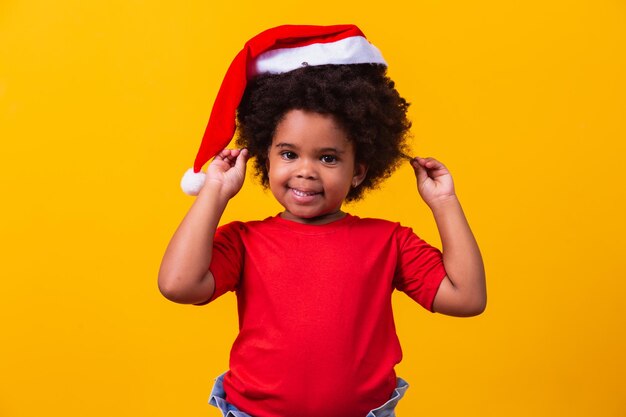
[351,163,368,188]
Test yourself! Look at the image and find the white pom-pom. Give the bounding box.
[180,168,206,196]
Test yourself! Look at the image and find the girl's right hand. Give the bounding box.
[202,148,249,199]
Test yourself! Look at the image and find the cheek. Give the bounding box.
[267,161,287,186]
[324,172,353,195]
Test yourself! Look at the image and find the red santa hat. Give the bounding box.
[181,24,387,195]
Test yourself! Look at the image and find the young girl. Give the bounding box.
[159,25,486,417]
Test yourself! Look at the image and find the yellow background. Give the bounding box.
[1,1,625,416]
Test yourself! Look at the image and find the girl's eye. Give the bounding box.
[280,151,297,160]
[320,155,337,164]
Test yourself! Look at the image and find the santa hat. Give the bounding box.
[181,24,387,195]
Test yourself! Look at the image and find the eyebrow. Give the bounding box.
[274,142,345,154]
[274,142,297,149]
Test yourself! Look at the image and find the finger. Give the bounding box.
[418,158,450,178]
[412,158,430,185]
[420,157,447,171]
[215,149,232,160]
[219,148,244,160]
[223,150,246,168]
[227,149,242,161]
[234,148,249,172]
[211,150,230,168]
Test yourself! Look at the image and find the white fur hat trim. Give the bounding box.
[180,168,206,196]
[251,36,386,76]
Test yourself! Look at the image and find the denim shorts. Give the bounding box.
[208,372,409,417]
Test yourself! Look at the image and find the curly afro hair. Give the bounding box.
[236,64,411,202]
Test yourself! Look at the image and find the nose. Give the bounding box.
[295,157,317,180]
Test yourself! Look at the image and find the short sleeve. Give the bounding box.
[393,226,447,312]
[204,221,245,303]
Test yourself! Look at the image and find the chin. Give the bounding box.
[287,209,324,219]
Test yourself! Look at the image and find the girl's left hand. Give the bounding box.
[410,157,456,208]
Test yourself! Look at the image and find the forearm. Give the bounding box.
[158,181,229,304]
[430,196,487,315]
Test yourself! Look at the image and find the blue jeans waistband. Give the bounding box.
[208,372,409,417]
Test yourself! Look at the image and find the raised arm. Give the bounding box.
[158,149,248,304]
[411,157,486,317]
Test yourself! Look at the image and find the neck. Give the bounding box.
[280,210,346,225]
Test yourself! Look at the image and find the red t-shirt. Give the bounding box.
[207,214,446,417]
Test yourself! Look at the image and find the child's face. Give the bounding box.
[267,109,367,224]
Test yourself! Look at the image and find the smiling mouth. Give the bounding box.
[290,188,321,197]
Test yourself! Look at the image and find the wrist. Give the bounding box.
[427,194,460,213]
[198,180,232,206]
